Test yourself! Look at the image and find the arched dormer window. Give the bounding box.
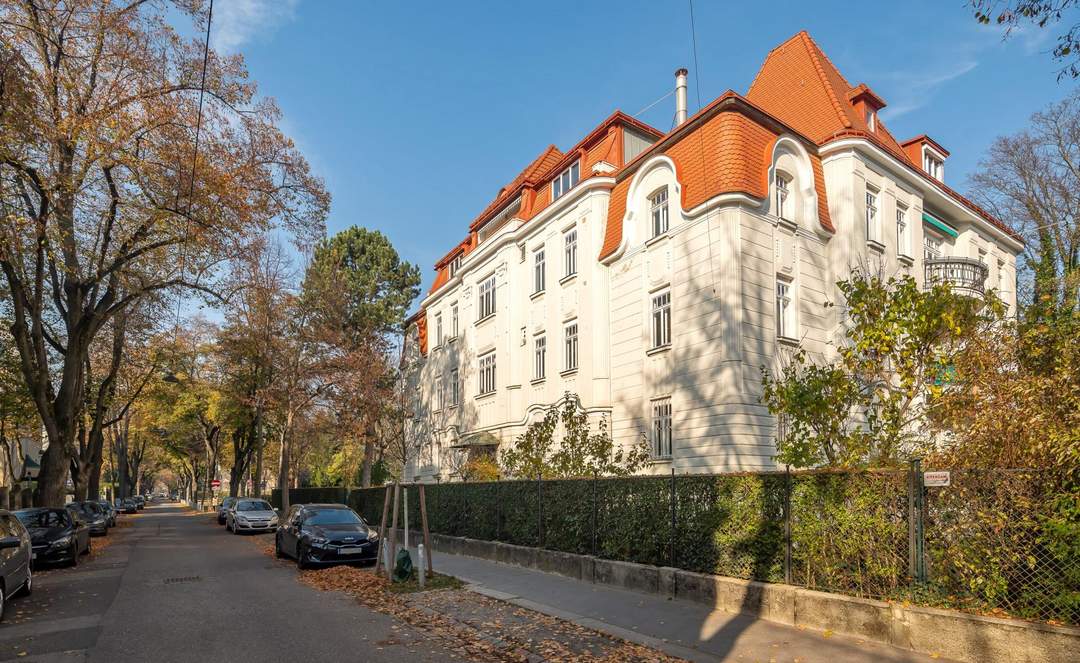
[649,186,669,238]
[774,171,792,222]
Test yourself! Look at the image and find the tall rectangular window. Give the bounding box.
[451,303,459,338]
[564,229,578,278]
[551,161,580,200]
[478,275,496,320]
[652,397,672,459]
[449,255,462,278]
[534,335,546,381]
[896,206,910,257]
[434,376,443,411]
[651,289,671,349]
[650,187,669,237]
[435,313,443,347]
[865,188,879,244]
[564,322,578,372]
[478,352,496,395]
[775,173,790,221]
[450,368,460,407]
[534,248,545,294]
[924,233,942,261]
[776,279,796,340]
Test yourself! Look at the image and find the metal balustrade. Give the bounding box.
[924,257,988,295]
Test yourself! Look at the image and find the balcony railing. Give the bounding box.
[924,257,988,295]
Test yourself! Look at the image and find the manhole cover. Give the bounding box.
[163,576,202,585]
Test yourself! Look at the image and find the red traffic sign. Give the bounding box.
[211,479,221,488]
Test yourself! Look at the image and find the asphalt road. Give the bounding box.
[0,502,467,663]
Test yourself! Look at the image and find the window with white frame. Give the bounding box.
[451,303,459,338]
[450,368,460,407]
[775,172,791,221]
[534,335,546,381]
[564,228,577,277]
[923,232,942,261]
[533,248,545,294]
[478,275,496,320]
[896,205,910,257]
[652,397,672,459]
[651,289,671,349]
[449,254,462,278]
[435,313,443,347]
[564,321,578,372]
[478,352,496,395]
[923,152,944,181]
[434,376,443,411]
[650,187,669,237]
[551,161,580,200]
[865,188,880,245]
[776,278,796,340]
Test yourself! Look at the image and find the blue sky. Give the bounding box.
[208,0,1074,297]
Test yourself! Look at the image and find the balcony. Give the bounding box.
[924,257,988,295]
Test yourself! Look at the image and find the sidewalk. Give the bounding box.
[408,544,946,662]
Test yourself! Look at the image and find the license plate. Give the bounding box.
[339,547,364,555]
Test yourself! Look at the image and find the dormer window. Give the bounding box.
[923,151,944,181]
[866,109,876,132]
[650,187,669,237]
[449,254,462,278]
[552,161,580,201]
[774,172,791,221]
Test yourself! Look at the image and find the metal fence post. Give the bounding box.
[591,472,598,557]
[908,458,927,584]
[537,473,543,548]
[669,468,676,568]
[784,465,792,585]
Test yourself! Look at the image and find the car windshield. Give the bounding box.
[236,500,272,512]
[304,509,363,526]
[16,510,67,527]
[223,497,237,507]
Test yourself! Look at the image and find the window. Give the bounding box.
[923,152,944,181]
[551,161,580,200]
[434,376,443,411]
[923,233,942,261]
[451,303,459,338]
[651,290,671,349]
[449,254,462,278]
[650,187,669,237]
[775,172,791,221]
[533,248,546,294]
[534,336,546,381]
[652,398,672,459]
[564,322,578,372]
[896,206,910,257]
[865,188,880,244]
[435,313,443,347]
[478,275,496,320]
[776,279,796,340]
[563,228,578,278]
[478,352,496,395]
[866,109,877,132]
[450,368,460,407]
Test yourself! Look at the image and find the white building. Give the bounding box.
[401,32,1022,481]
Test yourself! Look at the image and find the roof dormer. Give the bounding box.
[900,135,950,183]
[847,83,887,133]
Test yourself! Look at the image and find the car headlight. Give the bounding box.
[269,516,279,525]
[51,535,73,548]
[367,529,380,542]
[309,536,328,547]
[236,515,249,523]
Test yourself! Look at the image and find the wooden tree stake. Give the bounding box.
[374,485,392,576]
[419,484,433,578]
[387,482,401,580]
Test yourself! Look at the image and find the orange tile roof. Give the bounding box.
[600,92,834,259]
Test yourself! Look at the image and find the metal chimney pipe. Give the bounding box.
[675,68,688,126]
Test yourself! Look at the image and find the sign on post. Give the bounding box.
[923,471,950,487]
[211,479,221,489]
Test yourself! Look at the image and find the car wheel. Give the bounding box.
[274,534,285,559]
[296,542,310,570]
[231,522,241,535]
[16,568,32,597]
[0,581,6,622]
[84,539,91,556]
[68,543,79,567]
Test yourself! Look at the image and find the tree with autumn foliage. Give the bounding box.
[0,1,328,505]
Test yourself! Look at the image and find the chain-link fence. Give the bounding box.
[338,465,1077,625]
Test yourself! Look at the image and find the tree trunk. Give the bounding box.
[277,413,292,516]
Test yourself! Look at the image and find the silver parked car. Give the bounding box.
[0,509,33,622]
[225,499,278,534]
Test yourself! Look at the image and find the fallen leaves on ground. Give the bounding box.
[248,534,680,662]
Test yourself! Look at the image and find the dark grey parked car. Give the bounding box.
[0,509,33,621]
[68,502,109,536]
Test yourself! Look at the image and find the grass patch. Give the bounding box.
[387,570,463,594]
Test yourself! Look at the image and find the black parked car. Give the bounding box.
[68,502,109,536]
[14,508,91,568]
[95,499,117,527]
[117,498,137,514]
[275,504,380,569]
[0,509,33,621]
